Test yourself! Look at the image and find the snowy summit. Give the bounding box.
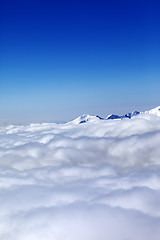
[68,106,160,124]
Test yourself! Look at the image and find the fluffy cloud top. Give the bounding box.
[0,110,160,240]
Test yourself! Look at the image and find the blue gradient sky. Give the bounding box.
[0,0,160,123]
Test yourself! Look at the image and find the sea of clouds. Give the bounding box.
[0,112,160,240]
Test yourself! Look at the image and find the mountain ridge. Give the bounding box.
[69,106,160,124]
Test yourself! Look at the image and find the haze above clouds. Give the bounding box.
[0,107,160,240]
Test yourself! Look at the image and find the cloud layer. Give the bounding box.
[0,113,160,240]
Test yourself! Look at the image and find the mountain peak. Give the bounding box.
[68,106,160,125]
[106,111,140,120]
[69,114,102,124]
[146,106,160,117]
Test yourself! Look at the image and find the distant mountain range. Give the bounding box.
[69,106,160,124]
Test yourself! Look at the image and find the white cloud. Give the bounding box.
[0,112,160,239]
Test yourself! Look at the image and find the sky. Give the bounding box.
[0,0,160,123]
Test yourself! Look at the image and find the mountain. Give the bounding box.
[145,106,160,117]
[106,111,140,120]
[106,114,121,120]
[69,106,160,124]
[69,114,102,124]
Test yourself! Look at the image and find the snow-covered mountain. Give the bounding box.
[145,106,160,117]
[106,110,140,120]
[68,114,102,124]
[69,106,160,124]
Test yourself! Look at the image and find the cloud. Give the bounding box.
[0,114,160,239]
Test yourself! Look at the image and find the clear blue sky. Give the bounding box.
[0,0,160,123]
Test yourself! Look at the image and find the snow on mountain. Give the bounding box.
[68,114,102,124]
[106,111,140,120]
[145,106,160,117]
[122,111,140,119]
[106,114,121,120]
[67,106,160,125]
[70,110,141,124]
